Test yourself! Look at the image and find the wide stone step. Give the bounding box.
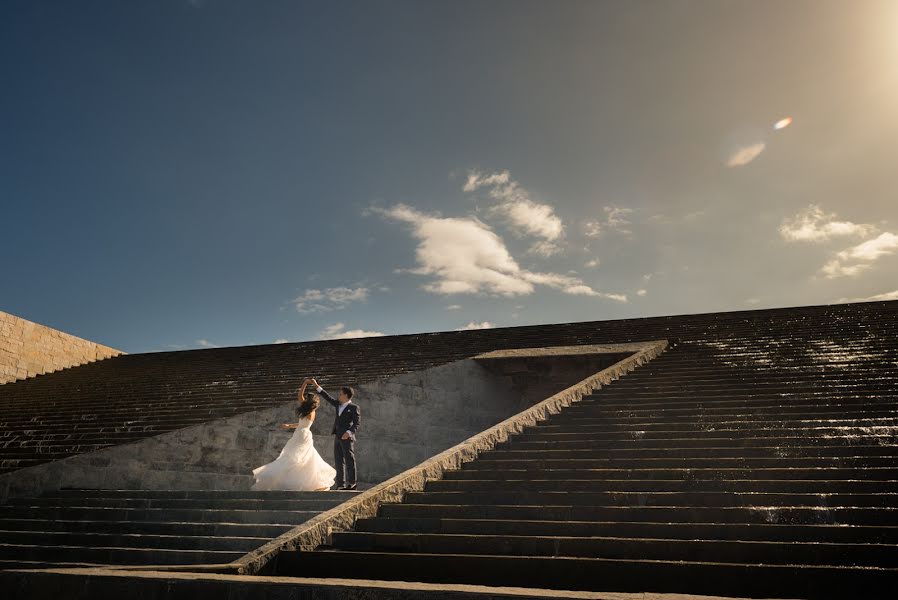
[463,456,898,470]
[589,389,898,404]
[354,517,898,543]
[378,502,898,526]
[444,466,898,481]
[401,490,898,508]
[604,373,898,387]
[574,400,898,417]
[0,559,108,571]
[550,408,898,424]
[426,477,898,494]
[0,505,320,524]
[0,517,292,538]
[6,497,341,511]
[0,529,266,551]
[592,381,897,394]
[278,549,898,597]
[0,444,114,456]
[500,434,898,450]
[603,385,897,398]
[514,425,898,441]
[329,531,898,567]
[483,445,898,460]
[588,394,898,411]
[0,542,245,566]
[52,488,358,501]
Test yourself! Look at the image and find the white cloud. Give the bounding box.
[583,221,603,238]
[821,232,898,278]
[726,142,766,167]
[585,259,600,268]
[528,240,562,257]
[446,304,462,310]
[780,205,874,242]
[196,339,219,348]
[294,286,369,313]
[636,289,647,297]
[273,338,291,344]
[457,321,495,330]
[464,169,564,244]
[376,204,626,301]
[318,322,386,340]
[838,290,898,303]
[583,206,633,238]
[463,170,510,192]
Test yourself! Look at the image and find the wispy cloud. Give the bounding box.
[636,289,647,297]
[726,142,766,167]
[821,232,898,278]
[838,290,898,303]
[196,339,219,348]
[780,205,874,242]
[446,304,462,310]
[457,321,494,330]
[294,286,369,313]
[318,322,385,340]
[583,206,633,238]
[273,338,291,344]
[464,169,564,255]
[585,258,600,268]
[376,204,626,301]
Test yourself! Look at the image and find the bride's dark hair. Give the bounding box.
[296,393,320,419]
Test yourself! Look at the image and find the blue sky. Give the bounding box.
[2,0,897,353]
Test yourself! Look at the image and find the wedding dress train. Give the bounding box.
[251,417,336,491]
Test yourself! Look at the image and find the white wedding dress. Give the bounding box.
[251,417,336,491]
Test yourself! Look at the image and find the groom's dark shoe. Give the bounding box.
[340,484,357,491]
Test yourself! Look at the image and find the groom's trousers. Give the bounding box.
[334,436,356,486]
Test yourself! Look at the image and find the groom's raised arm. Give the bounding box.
[313,380,339,408]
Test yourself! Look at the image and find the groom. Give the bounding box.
[309,378,360,490]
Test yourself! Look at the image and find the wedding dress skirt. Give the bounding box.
[251,417,336,491]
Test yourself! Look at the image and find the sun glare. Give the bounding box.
[773,117,793,130]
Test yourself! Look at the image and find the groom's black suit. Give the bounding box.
[318,387,360,487]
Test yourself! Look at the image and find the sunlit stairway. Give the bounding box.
[276,341,898,599]
[0,488,358,570]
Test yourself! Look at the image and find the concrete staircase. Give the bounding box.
[0,488,358,570]
[3,300,894,476]
[275,340,898,599]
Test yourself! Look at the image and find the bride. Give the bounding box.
[251,378,336,491]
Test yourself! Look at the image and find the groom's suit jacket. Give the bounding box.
[318,388,361,440]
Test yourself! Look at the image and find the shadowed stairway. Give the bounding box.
[0,489,358,569]
[1,301,897,599]
[277,337,898,599]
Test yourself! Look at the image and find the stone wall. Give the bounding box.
[0,346,640,501]
[0,311,123,384]
[0,357,525,500]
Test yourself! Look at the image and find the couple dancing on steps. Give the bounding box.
[251,377,360,492]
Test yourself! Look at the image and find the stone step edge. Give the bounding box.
[0,567,765,600]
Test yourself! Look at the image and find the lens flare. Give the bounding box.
[773,117,793,130]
